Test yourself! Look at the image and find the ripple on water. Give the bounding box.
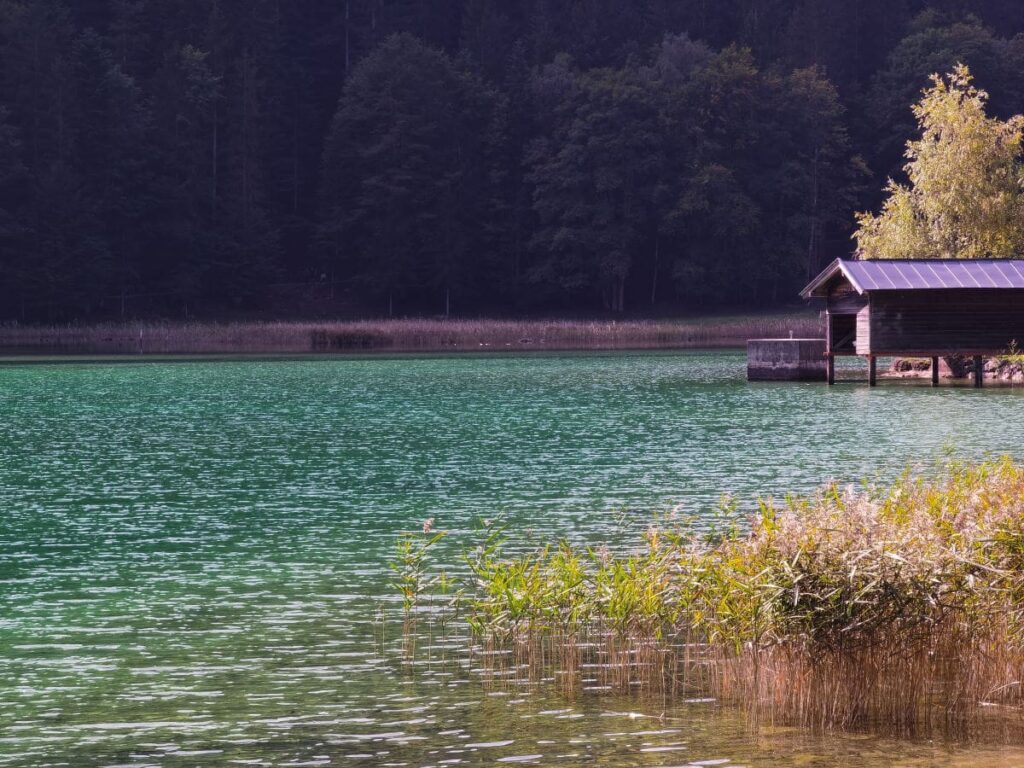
[2,353,1024,767]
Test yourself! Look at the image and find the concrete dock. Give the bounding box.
[747,338,828,382]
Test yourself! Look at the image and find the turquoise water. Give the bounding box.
[3,351,1024,767]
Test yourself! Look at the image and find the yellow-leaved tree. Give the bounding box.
[855,64,1024,259]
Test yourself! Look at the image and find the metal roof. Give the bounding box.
[801,258,1024,298]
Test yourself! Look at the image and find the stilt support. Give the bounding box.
[868,355,877,387]
[931,356,939,387]
[974,355,984,388]
[827,354,835,386]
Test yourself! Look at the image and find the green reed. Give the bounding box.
[396,457,1024,732]
[389,519,448,657]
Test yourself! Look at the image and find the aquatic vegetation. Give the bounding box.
[0,314,821,355]
[399,458,1024,732]
[390,520,448,616]
[389,522,449,656]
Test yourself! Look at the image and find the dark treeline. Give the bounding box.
[2,1,1024,319]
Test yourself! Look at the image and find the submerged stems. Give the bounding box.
[392,457,1024,733]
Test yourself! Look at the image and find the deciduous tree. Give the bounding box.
[855,64,1024,259]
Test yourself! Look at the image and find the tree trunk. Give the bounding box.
[611,277,625,313]
[241,48,251,236]
[650,236,660,306]
[292,95,300,213]
[807,146,820,281]
[344,0,351,73]
[212,99,219,221]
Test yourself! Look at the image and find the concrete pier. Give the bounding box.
[747,338,828,382]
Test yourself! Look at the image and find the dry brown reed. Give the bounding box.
[723,458,1024,733]
[0,314,821,355]
[407,458,1024,734]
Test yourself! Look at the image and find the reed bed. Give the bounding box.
[396,458,1024,733]
[0,314,821,355]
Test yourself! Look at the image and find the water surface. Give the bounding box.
[2,351,1024,767]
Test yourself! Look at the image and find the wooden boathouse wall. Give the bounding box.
[823,283,867,355]
[864,289,1024,356]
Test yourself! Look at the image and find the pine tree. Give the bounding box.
[320,34,496,314]
[528,60,673,311]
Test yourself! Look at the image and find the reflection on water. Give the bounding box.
[2,352,1024,767]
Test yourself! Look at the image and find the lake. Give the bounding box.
[2,351,1024,767]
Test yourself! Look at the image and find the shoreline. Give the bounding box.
[0,314,821,357]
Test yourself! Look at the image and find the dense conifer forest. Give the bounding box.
[2,1,1024,319]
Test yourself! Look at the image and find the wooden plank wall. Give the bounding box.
[856,305,871,355]
[867,289,1024,355]
[826,286,868,314]
[826,282,870,355]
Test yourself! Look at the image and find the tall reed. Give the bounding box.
[0,314,822,355]
[398,458,1024,733]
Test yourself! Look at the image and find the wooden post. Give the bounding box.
[931,356,939,387]
[974,355,984,388]
[825,313,834,386]
[868,355,877,387]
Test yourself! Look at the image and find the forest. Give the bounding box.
[3,1,1024,320]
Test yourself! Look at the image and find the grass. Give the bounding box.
[396,458,1024,734]
[0,313,821,355]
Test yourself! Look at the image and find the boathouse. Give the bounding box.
[800,258,1024,386]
